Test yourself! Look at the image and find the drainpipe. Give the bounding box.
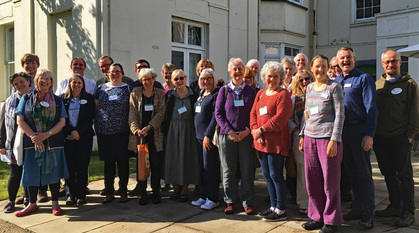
[30,0,35,52]
[312,0,317,56]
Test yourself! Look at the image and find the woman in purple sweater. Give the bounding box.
[215,58,256,215]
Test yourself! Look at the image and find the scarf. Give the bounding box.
[33,90,57,174]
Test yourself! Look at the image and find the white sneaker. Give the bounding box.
[200,199,219,210]
[191,198,206,206]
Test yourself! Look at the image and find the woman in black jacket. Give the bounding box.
[62,74,95,205]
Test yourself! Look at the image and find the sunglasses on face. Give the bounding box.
[299,77,311,83]
[173,76,185,82]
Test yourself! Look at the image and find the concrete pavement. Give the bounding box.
[1,151,419,233]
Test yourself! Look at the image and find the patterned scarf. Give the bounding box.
[33,90,57,174]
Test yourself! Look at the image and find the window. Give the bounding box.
[2,26,14,100]
[263,44,301,65]
[291,0,303,5]
[355,0,380,20]
[172,19,206,85]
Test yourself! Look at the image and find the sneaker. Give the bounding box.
[200,199,219,210]
[244,206,255,215]
[263,210,287,221]
[302,220,324,230]
[3,202,15,213]
[343,211,363,220]
[259,208,273,217]
[191,198,206,206]
[375,206,402,217]
[395,212,415,227]
[224,203,234,215]
[139,195,148,205]
[151,192,161,204]
[65,196,76,205]
[359,217,374,229]
[319,224,337,233]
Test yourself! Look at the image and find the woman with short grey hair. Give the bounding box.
[281,57,296,92]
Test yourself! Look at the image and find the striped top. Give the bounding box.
[301,80,345,142]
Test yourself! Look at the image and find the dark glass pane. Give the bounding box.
[285,47,291,56]
[188,25,201,46]
[293,48,299,56]
[189,53,202,83]
[365,7,372,18]
[365,0,372,7]
[172,22,184,43]
[356,0,363,8]
[357,9,364,19]
[373,6,380,15]
[400,56,408,74]
[373,0,380,6]
[7,27,14,60]
[172,51,184,71]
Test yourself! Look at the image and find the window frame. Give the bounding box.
[2,25,14,100]
[354,0,380,22]
[262,43,301,65]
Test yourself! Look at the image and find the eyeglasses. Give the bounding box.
[109,71,122,74]
[173,76,185,82]
[382,59,400,65]
[299,77,311,83]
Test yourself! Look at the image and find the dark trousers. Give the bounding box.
[64,137,93,199]
[138,133,161,194]
[342,123,375,218]
[373,134,415,214]
[8,164,23,202]
[104,159,129,194]
[340,162,352,195]
[196,139,220,202]
[28,183,60,203]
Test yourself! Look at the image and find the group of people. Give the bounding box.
[1,47,417,233]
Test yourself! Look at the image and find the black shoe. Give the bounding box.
[343,211,363,220]
[259,208,273,217]
[99,188,109,196]
[263,211,287,221]
[395,212,415,227]
[66,196,76,205]
[170,192,180,200]
[179,194,189,202]
[302,220,324,230]
[129,186,141,196]
[320,224,337,233]
[375,206,402,217]
[151,193,161,204]
[23,198,29,207]
[139,195,148,205]
[3,202,15,213]
[359,217,374,229]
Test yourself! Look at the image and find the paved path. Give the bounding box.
[1,151,418,233]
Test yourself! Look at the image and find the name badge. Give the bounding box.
[145,104,153,111]
[310,105,319,115]
[391,88,402,95]
[195,105,202,113]
[40,101,50,107]
[177,106,187,114]
[109,94,118,101]
[344,83,352,88]
[80,99,88,105]
[234,99,244,107]
[259,106,267,116]
[321,92,329,98]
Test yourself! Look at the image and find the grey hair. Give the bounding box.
[138,68,158,81]
[260,61,285,85]
[293,53,308,63]
[336,47,356,58]
[381,49,401,61]
[199,68,218,89]
[281,56,296,66]
[228,57,245,72]
[246,59,260,67]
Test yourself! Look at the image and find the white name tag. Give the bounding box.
[259,106,267,116]
[310,105,319,115]
[80,99,88,105]
[195,105,202,113]
[344,83,352,88]
[40,101,50,107]
[145,104,153,111]
[321,92,329,98]
[234,99,244,107]
[109,95,118,101]
[391,88,402,95]
[177,106,187,114]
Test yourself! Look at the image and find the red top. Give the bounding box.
[250,88,292,155]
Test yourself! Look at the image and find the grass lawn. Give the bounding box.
[0,151,137,201]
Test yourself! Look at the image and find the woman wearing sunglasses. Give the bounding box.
[164,69,199,202]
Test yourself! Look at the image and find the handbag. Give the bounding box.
[137,136,150,181]
[13,126,24,166]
